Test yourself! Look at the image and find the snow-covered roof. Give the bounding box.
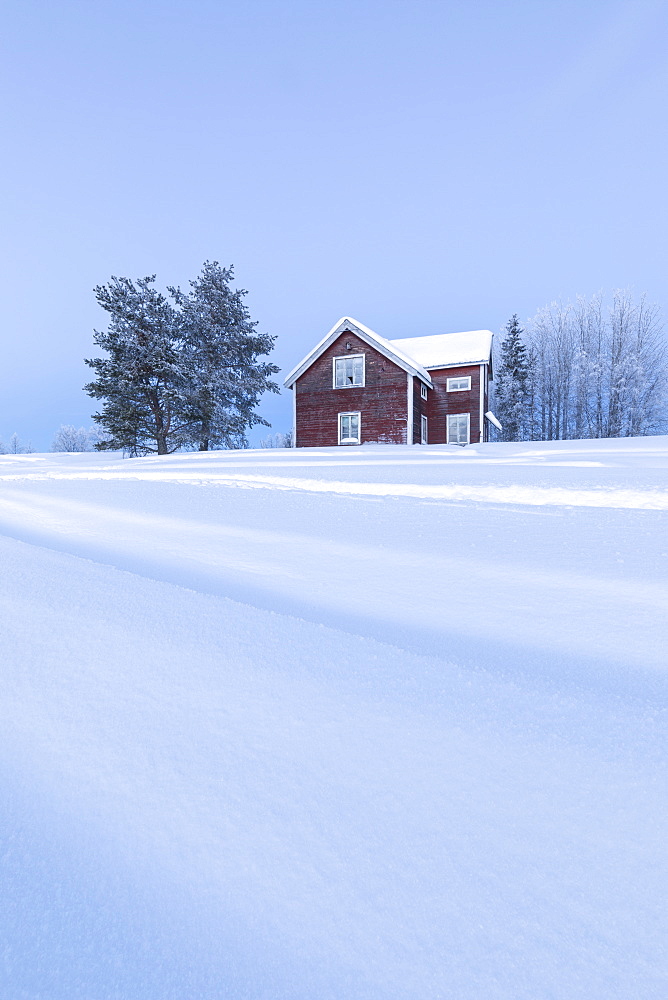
[388,330,493,370]
[284,317,434,388]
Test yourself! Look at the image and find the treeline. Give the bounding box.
[493,291,668,441]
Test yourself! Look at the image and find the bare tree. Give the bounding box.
[526,291,668,440]
[608,291,665,437]
[7,431,26,455]
[52,425,99,452]
[529,301,575,440]
[259,431,292,448]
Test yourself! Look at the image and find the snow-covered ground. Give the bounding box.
[1,438,667,999]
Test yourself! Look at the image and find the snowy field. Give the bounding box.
[1,437,667,999]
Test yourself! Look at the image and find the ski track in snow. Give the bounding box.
[3,462,668,509]
[0,439,667,999]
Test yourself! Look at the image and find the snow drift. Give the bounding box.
[1,438,666,999]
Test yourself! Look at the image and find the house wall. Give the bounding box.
[425,364,487,444]
[413,376,428,443]
[295,331,409,447]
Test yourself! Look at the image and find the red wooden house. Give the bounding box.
[284,317,494,447]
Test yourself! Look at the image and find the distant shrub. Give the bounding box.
[5,432,33,454]
[259,431,292,448]
[52,425,100,452]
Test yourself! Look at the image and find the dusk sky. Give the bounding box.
[1,0,667,449]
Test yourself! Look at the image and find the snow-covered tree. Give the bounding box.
[259,431,292,448]
[7,432,31,454]
[606,291,666,438]
[524,291,668,440]
[84,275,188,455]
[52,425,99,452]
[528,301,577,440]
[85,266,278,455]
[494,315,531,441]
[171,262,279,450]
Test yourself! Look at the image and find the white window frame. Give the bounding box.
[446,375,471,392]
[338,411,361,445]
[421,414,428,444]
[447,412,470,445]
[420,383,428,400]
[333,354,365,389]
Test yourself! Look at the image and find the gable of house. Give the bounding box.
[284,317,433,389]
[292,327,416,447]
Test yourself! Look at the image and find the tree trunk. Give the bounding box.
[146,387,169,455]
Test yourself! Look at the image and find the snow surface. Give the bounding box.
[1,438,667,999]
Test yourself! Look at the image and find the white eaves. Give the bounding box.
[283,317,434,388]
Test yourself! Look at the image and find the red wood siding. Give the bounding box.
[413,376,428,443]
[295,331,409,447]
[425,365,486,444]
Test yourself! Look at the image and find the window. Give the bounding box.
[446,375,471,392]
[447,412,469,445]
[421,415,428,444]
[420,384,428,400]
[339,411,361,444]
[334,354,365,388]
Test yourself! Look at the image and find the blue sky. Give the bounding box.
[1,0,667,448]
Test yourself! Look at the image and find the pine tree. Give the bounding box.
[84,265,279,455]
[85,275,186,455]
[494,315,530,441]
[172,262,279,450]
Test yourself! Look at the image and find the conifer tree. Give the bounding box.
[494,314,530,441]
[172,262,279,450]
[85,275,186,454]
[84,265,279,454]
